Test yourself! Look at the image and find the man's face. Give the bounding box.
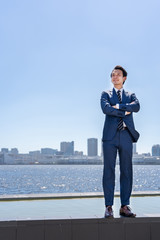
[111,69,126,87]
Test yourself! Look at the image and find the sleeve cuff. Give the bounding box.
[116,104,119,109]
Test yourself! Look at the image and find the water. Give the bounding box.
[0,165,160,195]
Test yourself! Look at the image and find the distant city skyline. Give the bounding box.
[0,138,157,155]
[1,1,160,155]
[1,138,99,155]
[1,141,160,157]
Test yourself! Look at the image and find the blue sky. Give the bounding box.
[0,0,160,154]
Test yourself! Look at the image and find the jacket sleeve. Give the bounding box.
[119,93,140,113]
[101,91,125,117]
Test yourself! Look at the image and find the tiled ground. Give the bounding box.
[0,196,160,221]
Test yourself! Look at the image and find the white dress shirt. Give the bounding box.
[114,87,126,127]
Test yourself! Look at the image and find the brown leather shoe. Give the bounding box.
[119,206,136,217]
[104,206,114,218]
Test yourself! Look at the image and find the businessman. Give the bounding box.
[101,65,140,218]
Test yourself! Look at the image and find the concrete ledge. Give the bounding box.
[0,217,160,240]
[0,191,160,201]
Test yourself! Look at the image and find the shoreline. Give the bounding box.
[1,191,160,201]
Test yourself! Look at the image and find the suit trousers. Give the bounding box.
[102,128,133,206]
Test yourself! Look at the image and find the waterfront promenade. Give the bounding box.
[0,192,160,239]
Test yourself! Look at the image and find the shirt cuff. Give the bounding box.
[116,104,119,109]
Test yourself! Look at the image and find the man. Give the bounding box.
[101,65,140,218]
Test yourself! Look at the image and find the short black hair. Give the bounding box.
[110,65,127,78]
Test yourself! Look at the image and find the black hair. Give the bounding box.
[110,65,127,77]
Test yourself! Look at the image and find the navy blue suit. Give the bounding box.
[101,88,140,206]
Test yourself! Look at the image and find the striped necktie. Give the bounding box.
[117,90,123,130]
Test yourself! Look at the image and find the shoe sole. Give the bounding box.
[120,213,136,218]
[104,215,114,219]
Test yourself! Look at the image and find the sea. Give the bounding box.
[0,165,160,195]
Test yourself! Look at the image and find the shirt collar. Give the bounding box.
[114,87,123,93]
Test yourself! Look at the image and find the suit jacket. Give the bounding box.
[101,88,140,142]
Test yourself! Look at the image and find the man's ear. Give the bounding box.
[123,77,127,84]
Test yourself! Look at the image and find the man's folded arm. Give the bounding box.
[101,92,125,117]
[118,93,140,112]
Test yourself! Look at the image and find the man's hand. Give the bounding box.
[113,105,117,109]
[125,112,131,115]
[113,105,131,115]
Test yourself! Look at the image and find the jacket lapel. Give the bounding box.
[113,88,119,103]
[122,89,127,103]
[112,88,127,104]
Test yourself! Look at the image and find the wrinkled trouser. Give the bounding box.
[102,129,133,206]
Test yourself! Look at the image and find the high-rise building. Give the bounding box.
[41,148,58,155]
[152,144,160,156]
[0,154,4,164]
[101,141,103,157]
[87,138,98,156]
[74,151,83,156]
[29,150,41,155]
[1,148,9,153]
[10,148,19,154]
[133,143,137,154]
[60,141,74,155]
